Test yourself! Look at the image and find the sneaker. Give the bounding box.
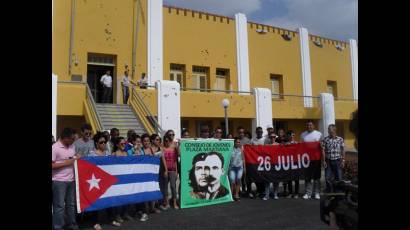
[302,194,311,200]
[293,194,299,199]
[111,221,121,227]
[262,196,269,201]
[173,205,180,210]
[248,193,254,199]
[274,195,279,200]
[314,193,320,200]
[93,223,102,230]
[140,213,149,222]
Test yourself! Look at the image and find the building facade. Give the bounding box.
[52,0,358,149]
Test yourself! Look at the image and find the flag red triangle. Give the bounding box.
[77,159,118,212]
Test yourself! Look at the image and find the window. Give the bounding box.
[327,80,338,98]
[181,119,189,132]
[270,74,283,99]
[192,66,209,92]
[215,68,230,92]
[170,64,185,88]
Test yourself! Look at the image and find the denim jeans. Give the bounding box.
[229,166,243,184]
[325,159,343,192]
[305,179,320,196]
[52,181,78,230]
[123,86,129,104]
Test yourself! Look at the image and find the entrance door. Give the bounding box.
[87,65,114,103]
[87,53,116,103]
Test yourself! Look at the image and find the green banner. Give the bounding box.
[180,139,234,209]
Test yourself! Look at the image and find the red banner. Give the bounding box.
[243,142,322,182]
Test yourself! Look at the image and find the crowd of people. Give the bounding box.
[52,120,346,230]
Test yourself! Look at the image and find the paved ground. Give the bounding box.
[78,196,328,230]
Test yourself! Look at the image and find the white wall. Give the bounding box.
[318,93,335,137]
[235,13,250,94]
[349,39,358,100]
[252,88,273,137]
[157,80,181,139]
[298,27,313,107]
[148,0,163,86]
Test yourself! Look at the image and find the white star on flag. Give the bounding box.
[87,173,101,191]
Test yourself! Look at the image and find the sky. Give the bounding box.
[164,0,358,42]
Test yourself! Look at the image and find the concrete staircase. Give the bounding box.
[96,103,147,136]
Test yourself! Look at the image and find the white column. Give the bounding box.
[318,93,335,137]
[157,80,181,139]
[148,0,163,86]
[52,74,58,138]
[298,28,313,107]
[252,88,273,137]
[235,13,250,94]
[349,39,358,100]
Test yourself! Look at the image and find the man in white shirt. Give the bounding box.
[100,70,113,103]
[251,126,266,145]
[121,71,130,104]
[300,120,323,200]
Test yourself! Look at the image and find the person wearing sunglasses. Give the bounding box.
[164,130,181,204]
[136,134,157,222]
[88,132,113,229]
[112,137,134,223]
[73,123,95,157]
[213,127,223,139]
[263,133,280,201]
[161,134,179,210]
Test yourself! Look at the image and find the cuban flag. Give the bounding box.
[74,156,163,213]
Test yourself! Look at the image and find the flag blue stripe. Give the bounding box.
[81,155,160,166]
[114,173,159,185]
[83,191,163,212]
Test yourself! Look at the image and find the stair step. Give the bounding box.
[98,111,135,116]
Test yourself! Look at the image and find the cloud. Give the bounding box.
[262,0,358,41]
[164,0,262,16]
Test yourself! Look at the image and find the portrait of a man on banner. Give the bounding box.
[188,152,229,200]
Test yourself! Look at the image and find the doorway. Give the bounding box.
[87,53,116,103]
[87,65,115,103]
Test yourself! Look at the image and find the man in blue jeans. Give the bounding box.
[321,124,345,193]
[52,128,80,230]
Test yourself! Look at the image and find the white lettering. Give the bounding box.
[302,153,310,168]
[275,156,281,171]
[282,156,290,170]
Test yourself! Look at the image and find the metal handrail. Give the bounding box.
[132,88,164,135]
[129,82,164,135]
[85,84,104,130]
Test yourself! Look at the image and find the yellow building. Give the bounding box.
[52,0,358,149]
